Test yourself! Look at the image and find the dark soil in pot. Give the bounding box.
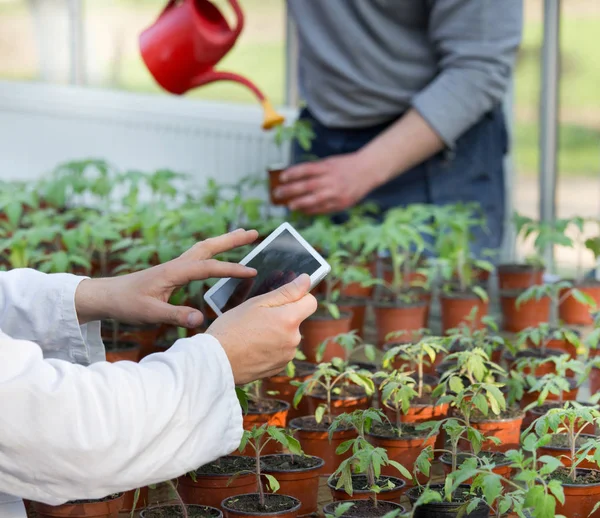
[141,505,222,518]
[194,456,255,476]
[327,474,406,503]
[440,291,488,334]
[497,264,544,290]
[322,500,405,518]
[551,467,600,518]
[406,484,488,518]
[222,493,300,517]
[300,310,352,363]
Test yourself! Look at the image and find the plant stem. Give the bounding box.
[569,420,576,482]
[418,352,424,399]
[166,479,188,518]
[256,435,265,507]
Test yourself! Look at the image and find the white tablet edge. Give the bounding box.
[203,222,331,317]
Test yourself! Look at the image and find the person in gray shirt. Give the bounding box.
[274,0,523,253]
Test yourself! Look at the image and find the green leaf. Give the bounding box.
[547,479,565,505]
[236,388,248,414]
[264,474,280,493]
[315,404,326,424]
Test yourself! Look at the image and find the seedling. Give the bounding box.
[523,355,585,407]
[515,322,582,356]
[377,371,419,434]
[316,331,377,367]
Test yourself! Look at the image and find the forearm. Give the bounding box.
[358,108,445,186]
[0,332,242,505]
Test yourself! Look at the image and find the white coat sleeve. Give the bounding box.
[0,332,243,505]
[0,269,104,364]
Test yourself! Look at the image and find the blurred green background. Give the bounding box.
[0,0,598,178]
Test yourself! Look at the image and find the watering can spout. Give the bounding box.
[190,70,285,130]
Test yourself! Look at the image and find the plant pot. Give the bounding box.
[559,282,600,326]
[460,411,525,452]
[527,403,597,435]
[322,500,405,518]
[439,452,512,483]
[553,468,600,518]
[222,493,300,518]
[289,417,357,476]
[500,291,550,332]
[341,282,374,300]
[538,434,598,470]
[261,454,324,516]
[268,165,289,207]
[519,378,579,414]
[406,484,489,518]
[140,504,223,518]
[104,340,141,363]
[102,321,161,359]
[121,487,149,512]
[306,387,371,418]
[237,400,290,455]
[327,474,406,503]
[367,424,438,486]
[382,342,444,375]
[178,456,257,510]
[33,494,125,518]
[497,264,544,290]
[373,300,428,346]
[262,362,316,422]
[504,347,564,376]
[300,313,352,363]
[440,292,488,334]
[339,298,367,338]
[591,367,600,395]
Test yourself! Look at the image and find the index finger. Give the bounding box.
[183,229,259,260]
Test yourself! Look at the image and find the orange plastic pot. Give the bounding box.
[538,435,597,470]
[367,432,437,485]
[306,391,371,418]
[261,455,325,516]
[104,341,141,363]
[440,453,512,483]
[327,475,406,503]
[500,292,550,332]
[262,364,315,422]
[460,413,524,452]
[373,301,428,346]
[289,417,357,476]
[33,495,125,518]
[322,500,405,518]
[382,342,444,375]
[544,336,579,359]
[520,380,579,411]
[339,300,367,338]
[300,314,352,363]
[121,487,149,512]
[555,469,600,518]
[591,367,600,395]
[341,282,373,299]
[268,166,290,207]
[440,293,488,334]
[178,463,257,510]
[222,494,300,518]
[504,348,564,376]
[238,400,289,455]
[527,403,596,435]
[497,264,544,290]
[559,283,600,326]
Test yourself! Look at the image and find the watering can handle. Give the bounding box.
[228,0,245,38]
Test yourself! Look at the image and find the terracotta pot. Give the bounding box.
[591,367,600,395]
[178,457,257,510]
[104,341,141,363]
[339,299,367,338]
[327,474,406,503]
[497,264,544,290]
[439,453,512,483]
[440,293,489,334]
[538,434,597,470]
[406,484,489,518]
[261,454,324,516]
[341,282,373,299]
[121,487,149,512]
[322,500,405,518]
[520,378,579,411]
[237,400,290,455]
[555,469,600,518]
[33,494,125,518]
[300,314,352,363]
[306,389,371,418]
[459,413,524,453]
[526,403,597,435]
[268,166,290,207]
[289,417,357,476]
[500,292,550,332]
[543,334,580,360]
[382,342,444,375]
[262,363,316,422]
[367,431,437,485]
[222,494,300,518]
[373,300,428,346]
[102,322,161,359]
[559,282,600,326]
[140,505,222,518]
[504,348,564,376]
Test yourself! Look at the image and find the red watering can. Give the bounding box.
[140,0,285,130]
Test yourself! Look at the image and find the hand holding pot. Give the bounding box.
[207,273,317,384]
[75,229,258,328]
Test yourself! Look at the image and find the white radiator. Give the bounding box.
[0,80,297,185]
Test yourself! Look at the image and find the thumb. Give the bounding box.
[150,299,205,329]
[256,273,311,308]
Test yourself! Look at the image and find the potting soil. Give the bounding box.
[260,454,321,471]
[194,455,254,475]
[224,493,297,513]
[143,505,221,518]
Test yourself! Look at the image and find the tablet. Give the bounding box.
[204,222,331,316]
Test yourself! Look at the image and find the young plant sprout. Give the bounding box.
[523,355,585,407]
[293,360,374,424]
[328,409,412,504]
[238,425,304,508]
[378,371,419,433]
[316,331,377,367]
[446,314,506,358]
[514,322,582,356]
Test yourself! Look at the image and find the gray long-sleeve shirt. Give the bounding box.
[287,0,523,147]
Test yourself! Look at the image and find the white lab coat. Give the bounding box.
[0,269,243,517]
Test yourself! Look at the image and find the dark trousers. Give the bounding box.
[292,107,508,257]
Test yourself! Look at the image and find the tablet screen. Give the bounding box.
[209,228,321,313]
